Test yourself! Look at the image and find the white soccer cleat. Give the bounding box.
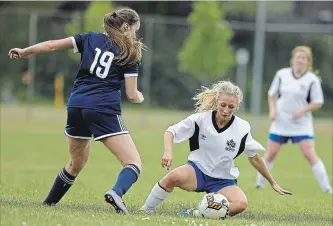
[104,190,129,215]
[255,184,265,189]
[139,205,154,214]
[324,188,333,194]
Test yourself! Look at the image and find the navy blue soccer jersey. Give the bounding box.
[68,32,139,114]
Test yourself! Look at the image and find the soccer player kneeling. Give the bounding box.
[141,81,292,217]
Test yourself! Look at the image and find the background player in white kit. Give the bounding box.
[141,81,292,217]
[255,46,332,194]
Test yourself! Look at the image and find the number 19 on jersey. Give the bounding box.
[90,48,114,79]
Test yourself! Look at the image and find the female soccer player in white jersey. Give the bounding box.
[255,46,332,194]
[141,81,292,217]
[9,8,145,214]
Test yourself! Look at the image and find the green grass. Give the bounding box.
[1,105,332,226]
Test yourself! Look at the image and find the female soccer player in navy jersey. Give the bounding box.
[140,81,292,217]
[255,46,332,194]
[9,8,145,214]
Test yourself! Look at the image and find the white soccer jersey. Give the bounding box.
[166,111,265,180]
[268,67,324,136]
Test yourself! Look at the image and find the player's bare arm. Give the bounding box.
[301,103,322,112]
[292,103,322,120]
[249,154,292,195]
[8,38,73,59]
[162,131,173,170]
[124,76,144,103]
[268,96,277,121]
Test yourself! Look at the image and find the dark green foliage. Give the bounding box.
[178,1,235,80]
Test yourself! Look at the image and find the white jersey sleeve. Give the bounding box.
[166,113,199,144]
[244,129,266,158]
[310,78,324,104]
[268,71,281,97]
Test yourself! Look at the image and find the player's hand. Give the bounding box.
[271,183,292,195]
[292,110,303,120]
[161,149,173,170]
[8,48,28,59]
[269,109,276,121]
[137,91,144,103]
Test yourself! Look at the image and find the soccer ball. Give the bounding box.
[198,193,229,220]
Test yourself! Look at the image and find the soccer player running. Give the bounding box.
[9,8,145,214]
[141,81,292,217]
[255,46,332,194]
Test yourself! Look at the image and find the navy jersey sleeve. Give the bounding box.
[71,33,90,54]
[123,62,139,77]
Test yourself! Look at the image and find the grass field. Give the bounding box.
[1,105,332,226]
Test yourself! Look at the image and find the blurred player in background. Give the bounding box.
[255,46,332,194]
[141,81,292,217]
[9,7,145,214]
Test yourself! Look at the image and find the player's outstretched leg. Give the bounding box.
[100,134,142,214]
[43,137,91,205]
[142,165,197,214]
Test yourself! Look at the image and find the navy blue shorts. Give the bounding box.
[187,161,237,193]
[269,133,313,144]
[65,107,128,141]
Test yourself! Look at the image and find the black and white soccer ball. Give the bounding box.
[198,193,229,220]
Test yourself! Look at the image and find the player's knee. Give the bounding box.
[123,155,142,170]
[265,155,275,162]
[303,151,318,165]
[265,150,278,162]
[163,171,183,189]
[230,199,248,216]
[303,151,311,160]
[237,199,248,212]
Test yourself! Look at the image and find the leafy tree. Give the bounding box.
[178,1,235,80]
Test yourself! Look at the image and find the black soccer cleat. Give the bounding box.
[104,190,129,215]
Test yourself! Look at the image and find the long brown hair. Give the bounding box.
[103,8,145,66]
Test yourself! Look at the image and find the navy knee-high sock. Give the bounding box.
[43,167,76,205]
[112,164,140,197]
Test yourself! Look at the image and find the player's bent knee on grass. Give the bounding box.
[228,197,248,215]
[142,165,197,214]
[159,165,197,192]
[218,186,248,216]
[142,81,292,217]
